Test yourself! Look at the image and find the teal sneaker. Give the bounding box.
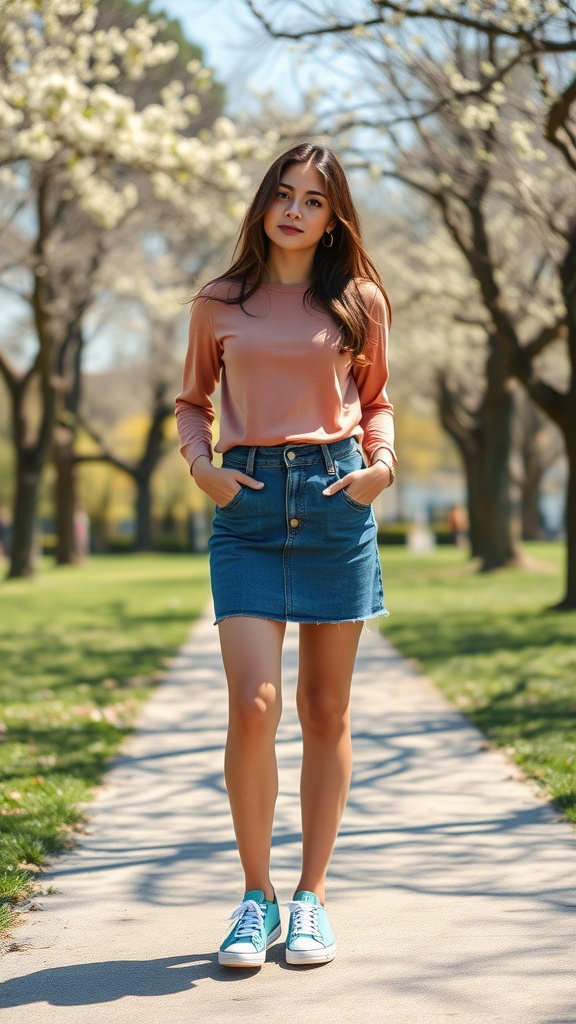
[218,889,281,967]
[286,891,336,965]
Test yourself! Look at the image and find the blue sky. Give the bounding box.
[154,0,323,111]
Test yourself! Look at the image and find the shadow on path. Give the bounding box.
[1,942,327,1008]
[1,953,241,1005]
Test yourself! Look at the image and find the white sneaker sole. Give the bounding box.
[286,941,337,965]
[218,922,282,967]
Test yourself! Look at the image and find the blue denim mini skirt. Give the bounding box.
[209,437,387,625]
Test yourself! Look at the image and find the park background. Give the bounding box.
[0,0,575,933]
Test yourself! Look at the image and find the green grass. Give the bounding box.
[0,554,210,931]
[380,542,576,822]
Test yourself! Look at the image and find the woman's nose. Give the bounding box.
[286,199,301,218]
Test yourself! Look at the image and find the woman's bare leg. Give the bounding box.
[218,616,286,901]
[294,620,363,905]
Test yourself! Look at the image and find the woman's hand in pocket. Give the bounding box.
[192,456,264,507]
[322,462,392,506]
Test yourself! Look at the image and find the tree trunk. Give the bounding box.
[559,431,576,609]
[132,391,171,552]
[515,393,549,542]
[8,418,56,578]
[446,421,517,568]
[437,338,519,570]
[520,451,543,541]
[475,343,519,570]
[54,319,85,564]
[135,472,154,551]
[5,177,59,578]
[54,439,79,564]
[8,450,42,578]
[4,354,57,579]
[550,225,576,608]
[551,282,576,606]
[461,444,483,558]
[476,446,516,569]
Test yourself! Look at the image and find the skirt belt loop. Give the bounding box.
[246,446,258,477]
[321,443,336,475]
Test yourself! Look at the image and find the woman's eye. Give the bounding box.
[277,191,289,199]
[307,198,321,207]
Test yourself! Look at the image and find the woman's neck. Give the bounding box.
[265,246,314,285]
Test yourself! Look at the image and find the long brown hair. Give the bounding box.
[206,143,391,363]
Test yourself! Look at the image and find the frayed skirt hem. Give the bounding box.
[213,609,389,626]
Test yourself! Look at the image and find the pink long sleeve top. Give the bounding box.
[175,277,395,470]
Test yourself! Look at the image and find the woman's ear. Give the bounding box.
[327,220,338,234]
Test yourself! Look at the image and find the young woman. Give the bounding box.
[175,143,396,968]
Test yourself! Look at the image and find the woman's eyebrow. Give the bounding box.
[278,181,327,198]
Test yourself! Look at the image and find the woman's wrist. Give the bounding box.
[370,451,396,487]
[191,454,213,480]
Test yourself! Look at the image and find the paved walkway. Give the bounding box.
[1,613,575,1023]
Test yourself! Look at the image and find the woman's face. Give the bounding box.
[263,160,337,254]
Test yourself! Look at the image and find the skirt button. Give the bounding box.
[290,518,299,527]
[286,451,296,460]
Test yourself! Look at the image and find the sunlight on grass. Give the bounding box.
[380,543,576,823]
[0,554,210,932]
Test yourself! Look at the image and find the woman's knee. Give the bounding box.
[229,680,281,737]
[297,687,350,739]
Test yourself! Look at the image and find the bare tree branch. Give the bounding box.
[436,371,479,440]
[75,413,135,476]
[531,56,576,170]
[523,321,568,361]
[245,0,576,52]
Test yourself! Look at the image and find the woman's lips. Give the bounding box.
[279,225,303,234]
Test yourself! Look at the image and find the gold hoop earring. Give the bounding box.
[322,231,334,248]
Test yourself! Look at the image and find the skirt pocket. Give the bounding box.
[217,487,246,512]
[334,448,372,511]
[337,488,372,511]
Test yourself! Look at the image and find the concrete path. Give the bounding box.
[1,612,575,1023]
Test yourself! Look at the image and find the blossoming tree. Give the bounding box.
[0,0,258,577]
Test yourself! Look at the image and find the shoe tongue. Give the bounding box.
[294,890,320,905]
[244,889,266,902]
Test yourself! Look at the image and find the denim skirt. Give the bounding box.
[209,437,387,625]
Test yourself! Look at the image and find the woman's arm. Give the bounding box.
[324,284,396,504]
[175,292,221,470]
[175,292,264,506]
[352,283,396,467]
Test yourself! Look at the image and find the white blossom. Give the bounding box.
[510,121,548,162]
[460,101,500,131]
[0,166,19,187]
[0,0,255,228]
[77,178,139,228]
[17,124,58,161]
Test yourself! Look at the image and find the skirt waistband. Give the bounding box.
[222,437,362,475]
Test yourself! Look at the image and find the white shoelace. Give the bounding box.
[229,898,265,939]
[287,901,322,939]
